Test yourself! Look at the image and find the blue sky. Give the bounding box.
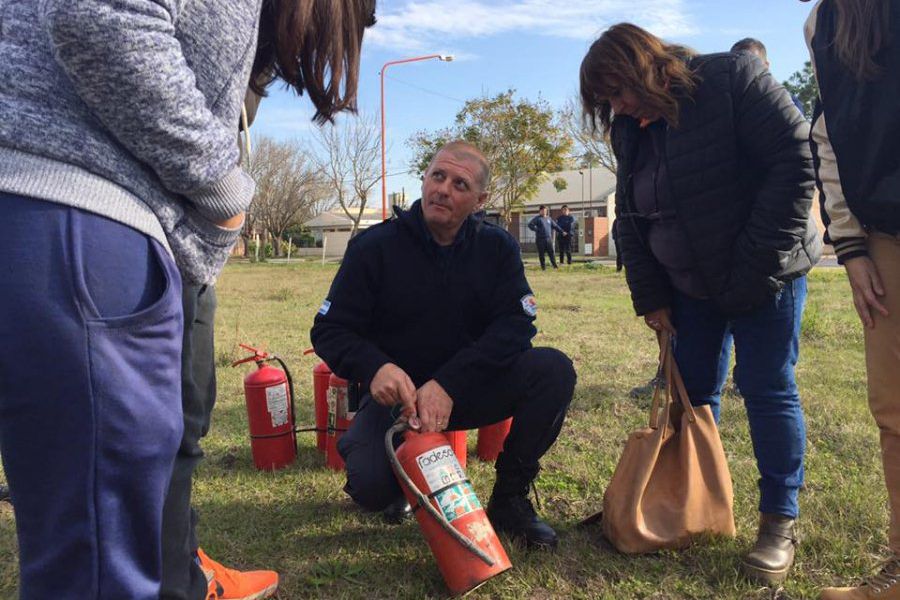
[251,0,817,207]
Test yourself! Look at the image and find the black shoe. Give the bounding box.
[382,496,412,525]
[486,494,558,549]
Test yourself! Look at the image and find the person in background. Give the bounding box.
[581,23,820,585]
[802,1,900,598]
[161,4,378,600]
[731,37,807,116]
[528,205,566,270]
[556,205,576,265]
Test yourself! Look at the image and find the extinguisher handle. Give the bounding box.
[384,421,495,567]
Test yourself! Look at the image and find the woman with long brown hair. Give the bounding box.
[581,23,821,584]
[804,0,900,598]
[159,2,377,600]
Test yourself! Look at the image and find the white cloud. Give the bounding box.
[367,0,698,53]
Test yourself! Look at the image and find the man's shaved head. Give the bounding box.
[428,141,491,191]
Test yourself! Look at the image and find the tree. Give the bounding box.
[409,90,572,227]
[783,61,817,120]
[311,114,381,236]
[560,97,617,175]
[247,137,326,257]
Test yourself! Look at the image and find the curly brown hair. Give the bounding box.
[580,23,698,134]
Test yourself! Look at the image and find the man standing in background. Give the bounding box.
[528,205,565,270]
[556,205,575,265]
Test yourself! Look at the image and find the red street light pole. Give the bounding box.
[380,54,454,220]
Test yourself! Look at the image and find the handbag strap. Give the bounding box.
[664,337,697,423]
[648,331,671,430]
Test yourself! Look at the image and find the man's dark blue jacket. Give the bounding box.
[556,214,575,236]
[310,200,537,402]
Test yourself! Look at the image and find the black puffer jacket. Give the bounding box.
[613,52,822,316]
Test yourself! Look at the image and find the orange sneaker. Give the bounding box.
[196,548,279,600]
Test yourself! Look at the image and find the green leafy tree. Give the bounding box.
[409,90,572,227]
[783,61,818,120]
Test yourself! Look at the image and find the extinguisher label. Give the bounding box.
[435,482,482,523]
[265,383,289,428]
[415,445,465,492]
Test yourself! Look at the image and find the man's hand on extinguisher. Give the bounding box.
[371,362,419,426]
[416,380,453,433]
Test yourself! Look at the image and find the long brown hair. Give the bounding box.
[580,23,697,134]
[251,0,377,124]
[833,0,891,81]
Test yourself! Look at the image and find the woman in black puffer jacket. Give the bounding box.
[580,23,821,585]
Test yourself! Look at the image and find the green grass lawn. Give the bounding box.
[0,260,887,599]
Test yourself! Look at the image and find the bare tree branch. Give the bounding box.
[247,137,326,256]
[561,97,617,175]
[311,114,381,236]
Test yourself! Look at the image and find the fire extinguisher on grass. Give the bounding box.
[232,344,298,471]
[303,348,331,454]
[386,420,512,595]
[477,418,513,462]
[325,373,356,471]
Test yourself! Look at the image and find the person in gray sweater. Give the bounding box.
[0,1,374,599]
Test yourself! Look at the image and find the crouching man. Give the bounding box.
[311,141,575,549]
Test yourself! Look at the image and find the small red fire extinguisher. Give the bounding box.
[232,344,297,471]
[444,430,468,469]
[325,373,355,471]
[477,418,513,462]
[303,349,331,454]
[386,421,512,595]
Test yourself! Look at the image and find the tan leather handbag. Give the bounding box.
[599,332,736,554]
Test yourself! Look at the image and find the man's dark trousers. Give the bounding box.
[536,238,557,270]
[337,347,576,511]
[160,284,218,600]
[557,235,572,265]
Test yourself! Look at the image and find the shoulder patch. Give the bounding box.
[318,300,332,316]
[520,294,537,317]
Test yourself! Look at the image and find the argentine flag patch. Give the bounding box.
[318,299,332,316]
[520,294,537,317]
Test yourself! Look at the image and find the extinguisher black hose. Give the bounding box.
[269,355,298,454]
[384,421,495,567]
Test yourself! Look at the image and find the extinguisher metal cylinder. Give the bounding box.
[476,418,512,462]
[386,422,511,595]
[444,430,467,469]
[243,363,297,471]
[312,362,332,453]
[325,373,354,471]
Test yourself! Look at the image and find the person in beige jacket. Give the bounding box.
[804,1,900,598]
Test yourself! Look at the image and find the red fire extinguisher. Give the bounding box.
[325,373,355,471]
[477,418,513,462]
[232,344,297,471]
[444,430,468,469]
[386,421,512,595]
[303,349,331,454]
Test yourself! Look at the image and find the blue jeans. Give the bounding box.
[672,277,807,518]
[0,193,184,599]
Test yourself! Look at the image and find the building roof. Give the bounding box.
[522,167,616,208]
[304,207,383,230]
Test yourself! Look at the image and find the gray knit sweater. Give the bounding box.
[0,0,262,284]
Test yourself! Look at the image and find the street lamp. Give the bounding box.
[578,170,585,218]
[380,54,454,220]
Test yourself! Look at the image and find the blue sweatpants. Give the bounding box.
[0,193,184,599]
